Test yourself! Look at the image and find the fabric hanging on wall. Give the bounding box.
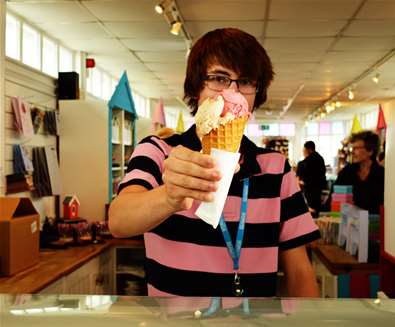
[13,145,26,174]
[44,111,58,135]
[32,147,52,197]
[44,145,62,195]
[31,107,45,134]
[11,96,34,137]
[13,145,33,174]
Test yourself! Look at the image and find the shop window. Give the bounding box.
[86,71,93,94]
[22,24,41,70]
[332,121,344,135]
[262,123,279,136]
[6,13,21,60]
[280,123,295,137]
[59,46,73,72]
[246,124,262,137]
[92,68,102,98]
[364,110,378,129]
[42,37,58,77]
[307,122,318,136]
[74,52,82,84]
[102,73,111,100]
[111,79,118,95]
[319,121,331,135]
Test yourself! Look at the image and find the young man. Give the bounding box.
[335,131,384,214]
[109,28,320,297]
[296,141,327,218]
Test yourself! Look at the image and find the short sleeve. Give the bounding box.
[117,136,167,194]
[279,160,321,250]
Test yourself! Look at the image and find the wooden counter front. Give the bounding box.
[0,239,143,294]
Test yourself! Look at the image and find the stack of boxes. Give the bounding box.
[331,185,353,212]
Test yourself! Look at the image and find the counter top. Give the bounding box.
[1,294,394,326]
[312,244,379,275]
[0,239,143,294]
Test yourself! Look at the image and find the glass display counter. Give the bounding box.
[1,294,395,326]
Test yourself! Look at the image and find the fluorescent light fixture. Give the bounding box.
[170,21,182,35]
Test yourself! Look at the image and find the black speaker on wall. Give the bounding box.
[58,72,80,100]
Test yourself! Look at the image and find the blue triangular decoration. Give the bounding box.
[108,71,138,119]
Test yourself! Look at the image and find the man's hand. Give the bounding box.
[162,145,222,211]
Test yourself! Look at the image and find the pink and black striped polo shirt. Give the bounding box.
[118,125,320,297]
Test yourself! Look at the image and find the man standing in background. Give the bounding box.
[297,141,327,218]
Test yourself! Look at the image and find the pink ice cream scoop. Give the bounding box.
[220,89,250,118]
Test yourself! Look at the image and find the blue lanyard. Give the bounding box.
[219,178,249,271]
[198,179,250,318]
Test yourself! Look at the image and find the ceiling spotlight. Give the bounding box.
[170,21,182,35]
[325,104,334,112]
[348,89,354,100]
[372,73,380,83]
[335,101,341,108]
[155,4,164,14]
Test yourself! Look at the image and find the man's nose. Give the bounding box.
[228,80,239,91]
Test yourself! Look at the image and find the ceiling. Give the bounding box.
[6,0,395,122]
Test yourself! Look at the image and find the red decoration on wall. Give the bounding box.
[86,58,96,69]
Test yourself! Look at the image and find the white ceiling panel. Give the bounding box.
[104,21,171,38]
[266,21,346,37]
[62,38,125,54]
[122,38,186,51]
[323,50,388,63]
[269,1,360,20]
[332,37,395,51]
[7,2,92,23]
[186,21,265,39]
[36,22,110,40]
[270,51,324,63]
[179,1,267,21]
[345,20,395,37]
[94,53,140,65]
[82,0,161,22]
[357,2,395,19]
[123,71,159,81]
[264,37,335,53]
[145,63,186,74]
[137,51,187,63]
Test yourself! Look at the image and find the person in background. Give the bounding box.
[296,141,327,218]
[109,28,320,298]
[334,131,384,214]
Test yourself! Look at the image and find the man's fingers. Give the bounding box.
[166,182,213,202]
[164,170,218,192]
[172,145,215,168]
[164,157,221,182]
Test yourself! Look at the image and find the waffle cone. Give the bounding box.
[201,116,248,154]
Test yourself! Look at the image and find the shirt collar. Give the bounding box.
[180,124,261,179]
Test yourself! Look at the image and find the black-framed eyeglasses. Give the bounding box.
[205,74,258,95]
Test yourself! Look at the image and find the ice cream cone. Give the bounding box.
[201,116,248,154]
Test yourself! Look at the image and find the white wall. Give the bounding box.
[0,1,5,196]
[3,58,58,223]
[382,100,395,258]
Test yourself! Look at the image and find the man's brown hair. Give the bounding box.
[184,28,274,115]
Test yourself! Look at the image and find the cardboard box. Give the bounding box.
[0,197,40,276]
